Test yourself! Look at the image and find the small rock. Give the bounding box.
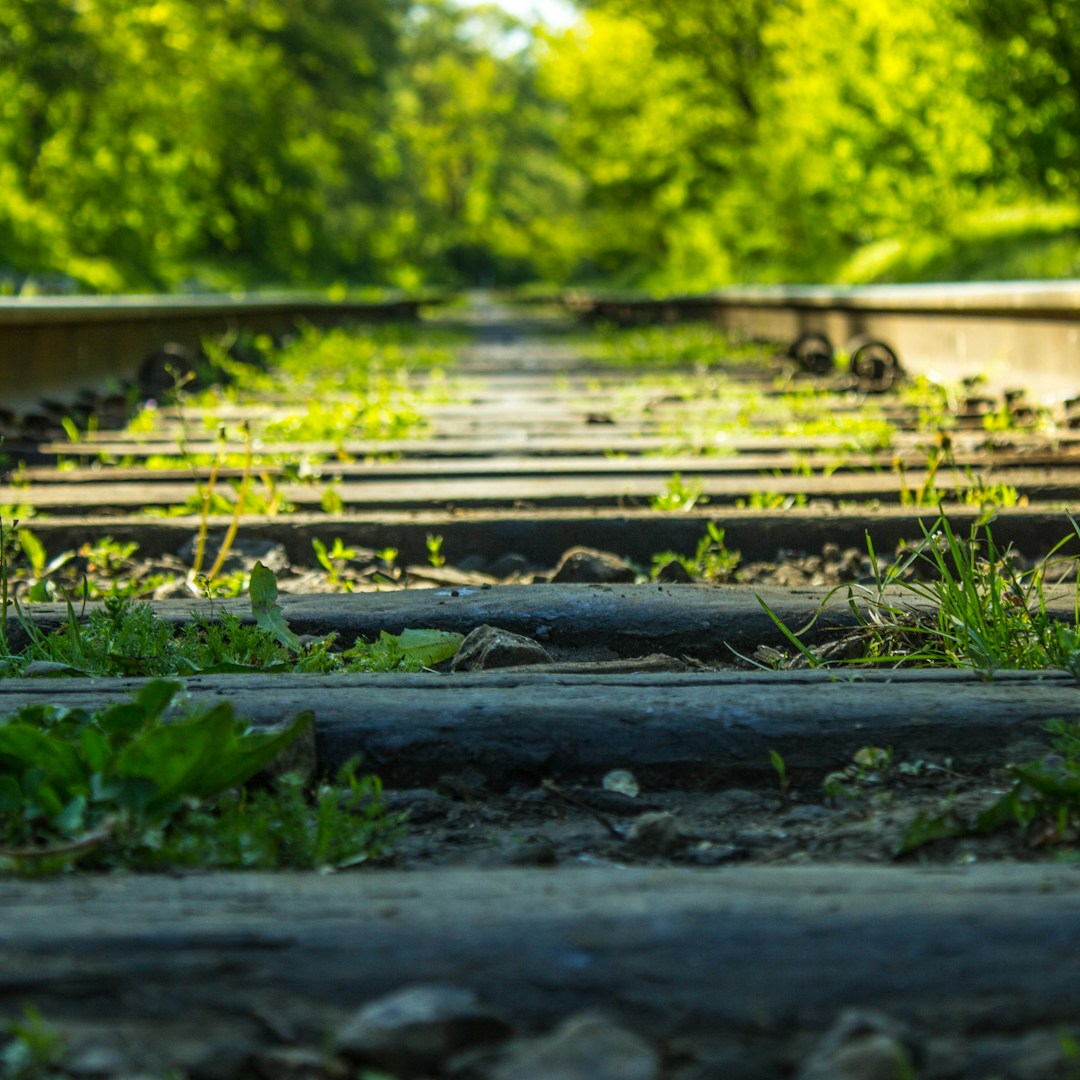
[491,1012,660,1080]
[626,811,687,856]
[335,984,510,1074]
[487,552,534,580]
[175,1037,260,1080]
[63,1041,139,1077]
[602,769,639,797]
[782,804,831,826]
[797,1010,918,1080]
[550,547,635,584]
[733,827,787,847]
[685,842,745,866]
[452,624,553,671]
[654,559,695,583]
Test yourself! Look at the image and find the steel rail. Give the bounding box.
[567,279,1080,402]
[0,292,424,411]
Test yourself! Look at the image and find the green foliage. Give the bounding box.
[1,0,1077,291]
[5,572,463,679]
[0,0,404,290]
[1,1007,65,1078]
[249,561,300,650]
[145,758,404,871]
[900,719,1080,856]
[651,521,740,582]
[343,628,464,672]
[650,473,707,512]
[0,679,313,869]
[757,513,1080,675]
[425,533,445,568]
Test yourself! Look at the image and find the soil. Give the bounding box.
[382,758,1053,874]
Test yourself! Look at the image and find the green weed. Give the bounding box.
[312,536,356,589]
[2,564,464,680]
[0,679,312,871]
[651,521,740,581]
[1,1007,65,1078]
[899,719,1080,856]
[586,322,773,370]
[651,473,707,512]
[757,512,1080,675]
[425,533,446,568]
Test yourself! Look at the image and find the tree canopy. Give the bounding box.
[2,0,1080,292]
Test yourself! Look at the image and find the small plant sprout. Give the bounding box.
[769,749,790,793]
[1,1006,65,1076]
[651,521,740,581]
[426,533,446,568]
[651,473,708,512]
[312,536,357,589]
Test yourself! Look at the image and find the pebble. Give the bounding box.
[549,547,636,583]
[654,559,695,583]
[797,1009,918,1080]
[782,804,831,825]
[626,811,687,856]
[335,984,510,1074]
[451,624,554,671]
[491,1012,660,1080]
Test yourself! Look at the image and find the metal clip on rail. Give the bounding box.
[787,332,902,392]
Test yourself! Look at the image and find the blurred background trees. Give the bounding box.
[1,0,1080,292]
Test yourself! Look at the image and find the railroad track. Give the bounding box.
[3,295,1080,1078]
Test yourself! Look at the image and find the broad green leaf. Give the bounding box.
[185,712,314,796]
[20,661,89,678]
[0,775,21,813]
[54,794,87,835]
[112,703,312,819]
[250,562,300,650]
[135,680,181,721]
[17,530,46,577]
[0,725,87,787]
[98,703,154,741]
[389,629,465,666]
[79,728,112,775]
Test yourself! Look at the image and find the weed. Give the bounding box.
[651,521,740,581]
[651,473,708,512]
[769,750,790,793]
[896,439,1023,512]
[1,1007,64,1078]
[735,490,808,511]
[425,533,446,568]
[823,746,893,804]
[757,512,1080,676]
[342,628,464,672]
[899,719,1080,856]
[321,483,345,515]
[0,679,311,871]
[145,758,404,871]
[312,536,356,590]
